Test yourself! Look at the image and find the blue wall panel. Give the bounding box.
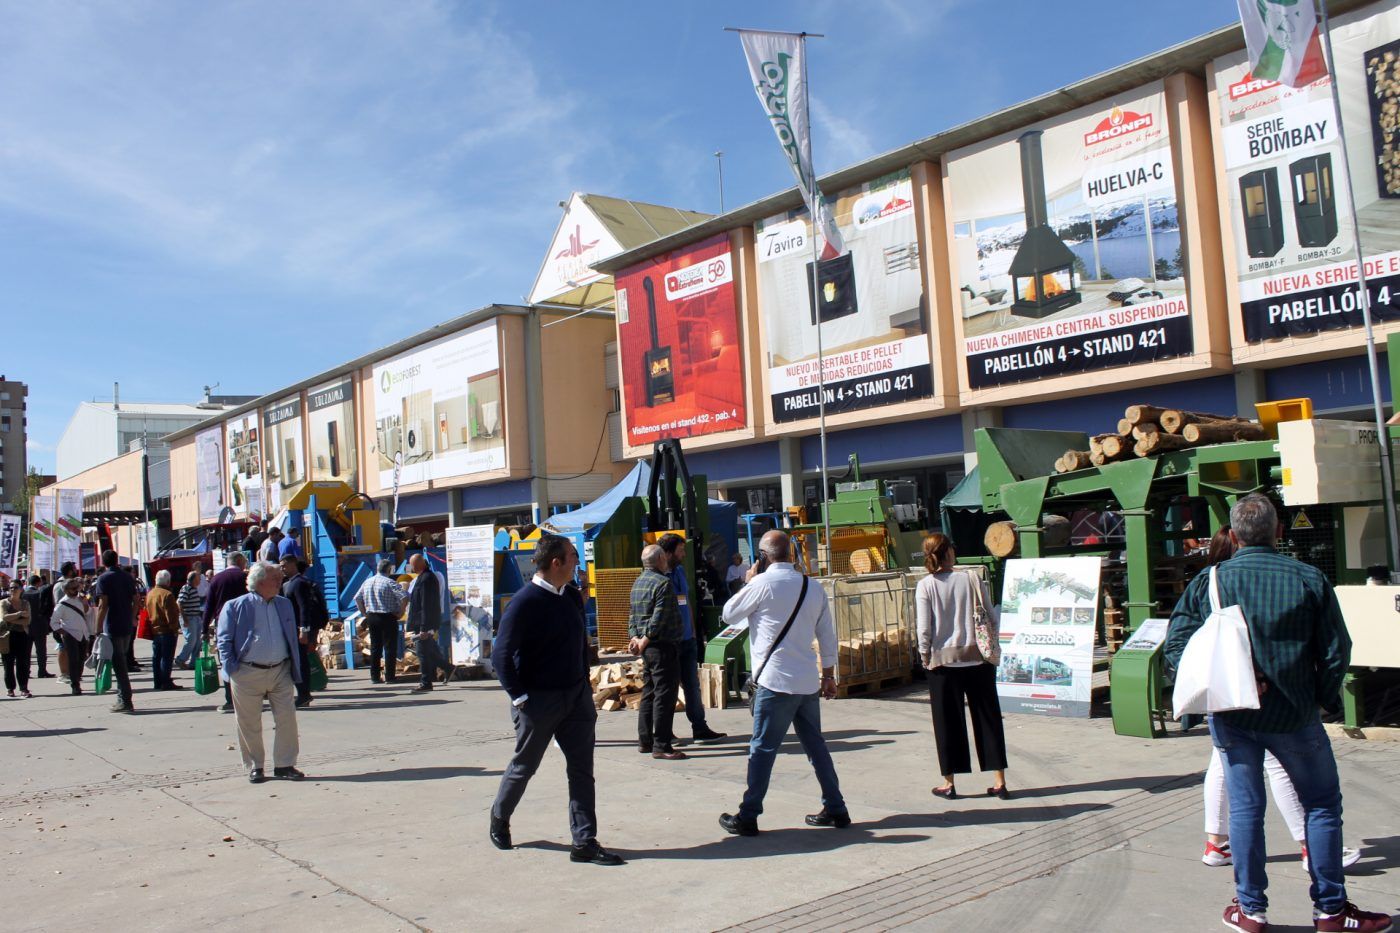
[395,489,451,520]
[1001,376,1236,432]
[460,478,532,512]
[1263,353,1391,410]
[800,414,963,470]
[683,441,780,483]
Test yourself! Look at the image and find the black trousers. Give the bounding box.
[31,624,50,675]
[927,663,1008,776]
[416,635,447,688]
[637,641,680,748]
[110,634,134,704]
[297,642,314,702]
[3,630,33,691]
[365,614,398,681]
[60,634,88,694]
[491,680,598,846]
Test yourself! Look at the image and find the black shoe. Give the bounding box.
[167,682,186,690]
[370,676,383,684]
[719,813,759,836]
[411,685,433,693]
[110,701,135,714]
[986,785,1012,800]
[569,842,624,865]
[219,702,234,713]
[36,672,55,678]
[273,766,305,781]
[385,675,397,684]
[129,664,143,672]
[692,727,728,744]
[295,697,311,708]
[249,768,266,784]
[638,743,653,754]
[805,808,852,828]
[489,816,512,850]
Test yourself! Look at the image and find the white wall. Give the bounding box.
[56,405,116,480]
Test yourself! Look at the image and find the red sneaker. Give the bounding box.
[1224,900,1269,933]
[1314,903,1393,933]
[1203,840,1233,866]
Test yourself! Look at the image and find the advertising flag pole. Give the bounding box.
[1317,0,1400,576]
[800,32,833,575]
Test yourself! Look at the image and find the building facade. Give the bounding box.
[0,376,27,512]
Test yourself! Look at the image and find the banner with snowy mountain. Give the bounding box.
[945,80,1192,388]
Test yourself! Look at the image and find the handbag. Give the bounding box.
[87,632,113,668]
[135,607,152,640]
[1172,565,1261,718]
[307,650,329,692]
[193,641,221,695]
[93,661,113,695]
[962,570,1000,665]
[745,576,809,710]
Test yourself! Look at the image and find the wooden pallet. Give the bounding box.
[833,671,913,699]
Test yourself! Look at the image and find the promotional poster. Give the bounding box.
[1214,4,1400,342]
[30,495,56,572]
[947,81,1192,389]
[56,488,83,568]
[756,169,933,422]
[372,322,504,488]
[446,525,495,668]
[306,377,357,490]
[262,395,304,515]
[0,513,20,579]
[994,556,1101,717]
[615,233,746,445]
[195,426,225,524]
[224,412,263,519]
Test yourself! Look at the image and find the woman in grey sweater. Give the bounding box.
[915,533,1009,800]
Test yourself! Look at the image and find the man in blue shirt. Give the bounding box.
[657,534,726,746]
[277,529,304,561]
[93,550,137,713]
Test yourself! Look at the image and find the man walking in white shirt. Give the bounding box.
[718,531,848,836]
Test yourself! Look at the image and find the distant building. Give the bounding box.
[0,376,27,513]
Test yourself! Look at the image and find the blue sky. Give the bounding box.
[3,0,1239,475]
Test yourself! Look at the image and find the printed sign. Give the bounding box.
[946,81,1193,388]
[224,413,262,519]
[306,377,357,490]
[994,556,1101,718]
[195,426,225,524]
[446,525,495,667]
[528,193,626,304]
[56,488,83,568]
[0,513,20,580]
[30,495,56,572]
[262,395,304,515]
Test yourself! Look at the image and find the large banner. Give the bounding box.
[994,557,1101,718]
[446,525,495,667]
[306,377,357,489]
[0,513,20,580]
[262,395,304,514]
[30,495,56,572]
[373,321,505,488]
[615,233,746,445]
[225,413,263,519]
[756,169,933,422]
[56,488,83,568]
[1214,3,1400,343]
[195,426,225,524]
[947,81,1192,388]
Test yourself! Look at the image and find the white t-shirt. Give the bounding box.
[721,563,834,695]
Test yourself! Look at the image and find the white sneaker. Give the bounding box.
[1203,840,1232,866]
[1301,844,1363,872]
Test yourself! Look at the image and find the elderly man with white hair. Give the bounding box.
[217,561,305,784]
[144,568,185,691]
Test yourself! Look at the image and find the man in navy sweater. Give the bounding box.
[489,535,623,866]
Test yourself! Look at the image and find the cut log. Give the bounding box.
[1160,409,1241,433]
[601,698,621,712]
[1089,433,1115,458]
[1042,514,1071,549]
[1058,450,1092,472]
[1101,435,1130,459]
[1134,433,1192,457]
[1182,421,1268,444]
[1117,418,1135,437]
[1131,422,1161,442]
[1124,404,1169,425]
[985,521,1019,558]
[1090,451,1108,466]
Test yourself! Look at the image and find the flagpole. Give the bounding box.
[1317,0,1400,577]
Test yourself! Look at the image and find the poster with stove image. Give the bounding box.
[306,377,357,490]
[614,233,746,445]
[1213,3,1400,343]
[372,321,504,488]
[195,425,225,524]
[994,556,1101,718]
[261,395,304,515]
[224,412,263,519]
[947,80,1192,389]
[756,169,932,422]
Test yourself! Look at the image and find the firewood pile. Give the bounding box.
[1054,404,1267,473]
[589,661,725,711]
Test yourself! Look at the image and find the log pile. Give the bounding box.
[1054,405,1268,472]
[589,661,725,711]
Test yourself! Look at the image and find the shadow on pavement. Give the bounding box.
[316,765,502,782]
[1005,773,1201,798]
[301,699,451,711]
[0,727,106,737]
[1350,835,1400,875]
[611,825,931,860]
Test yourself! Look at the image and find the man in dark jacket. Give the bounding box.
[280,556,330,708]
[406,554,447,692]
[489,535,622,866]
[22,574,55,678]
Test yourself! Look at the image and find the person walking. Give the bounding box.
[22,574,55,679]
[50,562,79,684]
[656,534,726,745]
[489,535,622,865]
[2,581,33,698]
[94,550,137,713]
[216,561,305,784]
[406,554,447,693]
[280,556,329,708]
[277,529,304,561]
[205,552,250,713]
[1165,494,1392,933]
[145,570,184,690]
[915,533,1009,800]
[258,528,283,564]
[176,571,205,670]
[628,544,686,760]
[718,530,848,836]
[354,559,407,684]
[51,578,95,695]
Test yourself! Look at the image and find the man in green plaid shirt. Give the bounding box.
[1164,494,1389,933]
[628,544,685,760]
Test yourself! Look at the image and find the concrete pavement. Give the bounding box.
[3,666,1398,932]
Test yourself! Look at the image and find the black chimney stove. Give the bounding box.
[1008,130,1082,318]
[641,276,675,407]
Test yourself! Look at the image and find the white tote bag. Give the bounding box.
[1172,566,1261,718]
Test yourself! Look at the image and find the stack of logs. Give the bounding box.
[590,660,725,711]
[1054,404,1268,473]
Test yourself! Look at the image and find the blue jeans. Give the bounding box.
[678,639,708,730]
[176,614,203,666]
[1210,715,1346,915]
[739,687,845,822]
[150,632,178,688]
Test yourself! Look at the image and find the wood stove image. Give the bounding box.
[641,276,675,407]
[1290,154,1338,248]
[1008,132,1083,318]
[1239,168,1285,258]
[805,252,859,325]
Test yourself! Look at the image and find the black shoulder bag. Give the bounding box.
[746,576,809,711]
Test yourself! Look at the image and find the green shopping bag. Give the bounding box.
[93,661,113,696]
[193,641,221,696]
[306,651,329,692]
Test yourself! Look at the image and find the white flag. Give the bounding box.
[1236,0,1327,88]
[0,514,20,580]
[738,30,844,259]
[31,495,56,573]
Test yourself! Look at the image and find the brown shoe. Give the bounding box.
[651,749,688,761]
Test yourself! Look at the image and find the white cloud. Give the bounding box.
[811,97,876,169]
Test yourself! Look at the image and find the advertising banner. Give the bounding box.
[756,169,933,422]
[1214,4,1400,343]
[528,193,626,305]
[31,495,56,572]
[372,321,504,488]
[224,413,262,519]
[56,488,83,568]
[306,378,357,489]
[445,525,495,667]
[947,80,1192,389]
[994,556,1101,717]
[0,513,20,580]
[195,426,225,524]
[615,233,746,445]
[262,395,304,514]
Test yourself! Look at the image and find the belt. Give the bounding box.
[243,659,287,669]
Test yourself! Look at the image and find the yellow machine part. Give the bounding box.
[594,566,642,652]
[281,480,382,552]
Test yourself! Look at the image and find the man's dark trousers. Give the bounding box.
[491,680,598,846]
[297,642,314,703]
[417,635,448,688]
[365,613,398,682]
[109,634,134,704]
[31,620,50,676]
[637,641,680,747]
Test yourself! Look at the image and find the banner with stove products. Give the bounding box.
[0,513,20,580]
[195,426,225,524]
[445,524,495,667]
[306,377,357,490]
[994,556,1101,718]
[372,321,504,488]
[1214,3,1400,342]
[615,233,746,445]
[262,396,304,515]
[56,488,83,568]
[946,80,1192,389]
[30,495,56,572]
[224,412,263,519]
[756,169,932,422]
